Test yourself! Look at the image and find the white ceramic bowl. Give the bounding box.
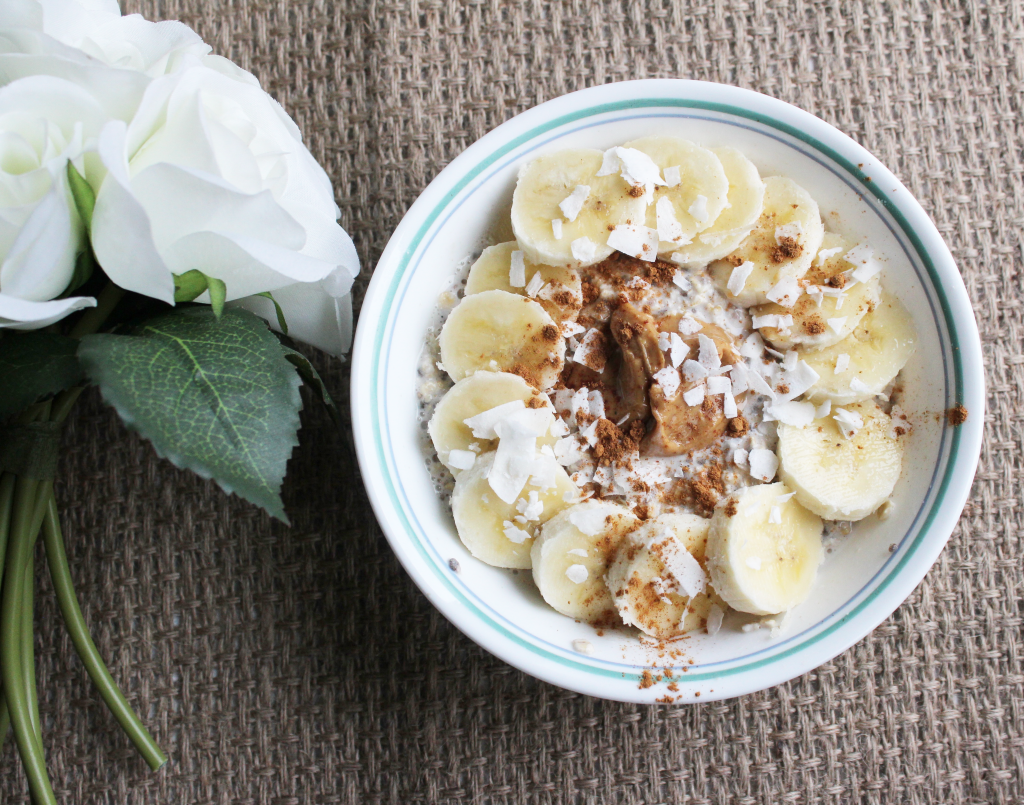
[351,80,984,704]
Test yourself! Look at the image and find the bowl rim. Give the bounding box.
[350,79,985,703]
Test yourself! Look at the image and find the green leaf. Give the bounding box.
[282,347,340,427]
[78,308,302,521]
[0,333,83,419]
[207,277,226,318]
[66,162,95,232]
[173,270,208,303]
[256,291,288,334]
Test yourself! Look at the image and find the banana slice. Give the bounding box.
[451,451,579,569]
[709,176,825,307]
[531,500,640,624]
[800,292,917,404]
[606,513,723,638]
[428,371,557,475]
[668,146,765,267]
[511,148,647,267]
[706,483,823,616]
[778,400,903,521]
[439,289,566,388]
[464,241,582,324]
[753,233,881,350]
[623,136,730,254]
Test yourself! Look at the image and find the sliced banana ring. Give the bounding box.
[465,241,582,324]
[753,233,881,351]
[799,291,917,404]
[428,371,556,475]
[709,176,825,307]
[667,146,765,267]
[624,136,730,254]
[531,500,640,625]
[439,289,566,388]
[778,400,904,521]
[706,483,822,616]
[451,451,579,569]
[511,148,647,267]
[606,513,721,638]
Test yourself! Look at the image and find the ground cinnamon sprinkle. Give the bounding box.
[581,280,599,305]
[726,416,749,436]
[627,184,645,198]
[771,236,802,263]
[508,362,541,388]
[804,319,826,335]
[526,396,546,409]
[723,498,738,517]
[644,261,677,284]
[541,324,559,342]
[639,670,655,689]
[947,403,968,425]
[692,465,724,511]
[826,273,847,289]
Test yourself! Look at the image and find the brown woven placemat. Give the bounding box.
[1,1,1020,802]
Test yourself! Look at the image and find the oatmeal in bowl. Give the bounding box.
[420,136,918,643]
[352,80,983,703]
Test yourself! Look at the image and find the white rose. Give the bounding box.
[0,75,105,328]
[91,62,359,354]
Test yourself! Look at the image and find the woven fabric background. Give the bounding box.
[1,1,1020,802]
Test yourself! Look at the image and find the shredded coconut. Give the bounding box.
[509,250,526,287]
[558,184,590,222]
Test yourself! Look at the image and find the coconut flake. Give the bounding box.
[740,332,765,359]
[852,259,883,283]
[751,313,794,331]
[748,448,779,482]
[658,331,671,351]
[656,196,689,244]
[815,399,832,418]
[516,490,544,521]
[844,243,883,282]
[569,505,609,536]
[608,224,659,262]
[502,521,531,544]
[677,315,702,335]
[778,360,820,400]
[769,400,816,426]
[653,366,681,399]
[663,165,681,187]
[682,359,708,383]
[573,328,606,371]
[448,449,477,470]
[587,390,605,419]
[562,320,585,338]
[768,504,782,524]
[682,383,706,407]
[659,537,707,598]
[727,261,756,296]
[571,236,598,263]
[723,390,738,418]
[784,349,799,371]
[688,194,709,224]
[835,353,851,374]
[580,418,600,447]
[554,435,587,466]
[746,555,764,570]
[596,146,666,202]
[697,333,722,374]
[730,362,750,395]
[775,220,804,243]
[826,316,847,334]
[526,273,545,298]
[551,218,563,239]
[746,368,776,399]
[816,245,845,265]
[668,332,690,367]
[558,184,590,222]
[568,548,588,557]
[833,407,864,438]
[509,250,527,287]
[706,604,725,635]
[707,376,731,395]
[550,418,571,438]
[733,448,749,467]
[766,275,802,307]
[565,564,589,584]
[463,400,526,438]
[672,271,692,292]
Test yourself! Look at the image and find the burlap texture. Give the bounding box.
[0,1,1020,802]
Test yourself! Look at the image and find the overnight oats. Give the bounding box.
[417,136,917,641]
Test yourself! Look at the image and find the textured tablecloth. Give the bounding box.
[1,1,1020,802]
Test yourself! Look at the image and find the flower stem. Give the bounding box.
[21,554,42,757]
[68,283,125,340]
[42,491,167,771]
[0,476,56,805]
[0,694,9,747]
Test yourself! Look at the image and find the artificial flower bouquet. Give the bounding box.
[0,1,359,800]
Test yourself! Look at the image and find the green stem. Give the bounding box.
[0,474,15,604]
[0,476,56,805]
[21,554,42,757]
[42,492,167,771]
[68,282,124,340]
[0,694,9,748]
